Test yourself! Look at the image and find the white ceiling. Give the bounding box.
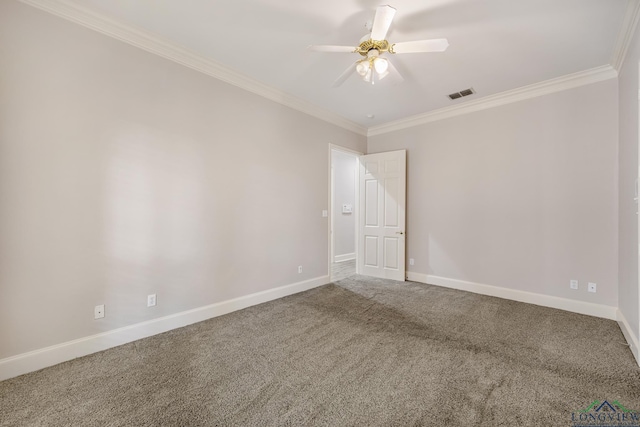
[48,0,630,129]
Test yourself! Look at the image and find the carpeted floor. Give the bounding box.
[1,275,639,426]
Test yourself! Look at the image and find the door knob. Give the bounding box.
[396,231,404,235]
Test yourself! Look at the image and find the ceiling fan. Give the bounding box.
[308,5,449,86]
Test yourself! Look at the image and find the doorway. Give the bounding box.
[330,146,360,281]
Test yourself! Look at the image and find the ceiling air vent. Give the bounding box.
[448,88,475,100]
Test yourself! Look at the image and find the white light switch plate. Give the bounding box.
[94,304,105,319]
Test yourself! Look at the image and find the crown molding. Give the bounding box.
[367,65,618,137]
[611,0,640,72]
[18,0,367,136]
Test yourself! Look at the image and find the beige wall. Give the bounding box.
[0,1,365,359]
[618,24,640,340]
[368,79,619,307]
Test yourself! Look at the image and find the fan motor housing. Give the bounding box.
[357,39,393,56]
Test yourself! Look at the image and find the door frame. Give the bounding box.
[637,60,640,357]
[328,144,363,280]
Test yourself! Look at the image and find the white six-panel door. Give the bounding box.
[358,150,406,281]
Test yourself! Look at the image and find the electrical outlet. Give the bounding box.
[298,265,303,274]
[409,258,415,266]
[322,210,328,217]
[94,304,105,319]
[588,282,597,293]
[570,280,578,290]
[147,294,156,307]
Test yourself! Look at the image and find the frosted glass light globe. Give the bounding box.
[373,57,388,74]
[356,60,370,76]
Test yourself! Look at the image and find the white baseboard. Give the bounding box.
[406,272,618,320]
[334,253,355,263]
[0,275,329,382]
[617,309,640,366]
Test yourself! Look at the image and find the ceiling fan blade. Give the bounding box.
[307,45,356,53]
[332,62,357,87]
[392,38,449,54]
[386,60,404,84]
[370,5,396,41]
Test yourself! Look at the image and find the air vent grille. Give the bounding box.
[448,88,475,100]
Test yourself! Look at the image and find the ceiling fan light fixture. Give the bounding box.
[356,59,370,76]
[357,55,389,84]
[373,57,388,74]
[364,68,373,83]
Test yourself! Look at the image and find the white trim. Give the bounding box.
[18,0,367,137]
[0,275,329,381]
[330,154,335,267]
[329,144,364,157]
[617,309,640,366]
[334,253,356,263]
[611,0,640,72]
[367,66,618,137]
[406,272,618,320]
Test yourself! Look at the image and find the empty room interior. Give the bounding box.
[2,0,640,425]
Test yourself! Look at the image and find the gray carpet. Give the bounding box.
[1,275,639,426]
